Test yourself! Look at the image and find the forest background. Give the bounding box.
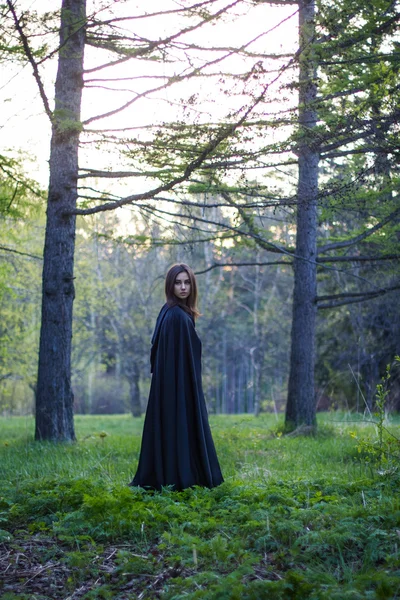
[1,0,400,424]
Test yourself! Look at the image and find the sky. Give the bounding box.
[1,0,298,196]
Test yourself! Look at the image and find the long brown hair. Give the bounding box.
[165,263,200,319]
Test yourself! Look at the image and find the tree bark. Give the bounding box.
[129,363,141,418]
[285,0,318,431]
[35,0,86,441]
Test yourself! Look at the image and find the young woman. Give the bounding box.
[130,263,224,491]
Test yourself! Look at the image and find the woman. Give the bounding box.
[130,263,224,491]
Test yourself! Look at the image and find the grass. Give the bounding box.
[0,413,399,599]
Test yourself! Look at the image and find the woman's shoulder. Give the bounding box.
[163,304,193,326]
[165,304,188,318]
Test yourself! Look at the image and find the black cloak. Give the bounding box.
[130,303,224,491]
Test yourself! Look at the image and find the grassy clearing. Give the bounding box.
[0,413,399,599]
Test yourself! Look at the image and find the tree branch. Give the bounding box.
[317,283,400,303]
[318,207,400,254]
[320,50,400,67]
[0,373,13,383]
[318,284,400,309]
[195,260,291,274]
[84,0,241,79]
[83,5,271,126]
[6,0,53,123]
[318,254,400,263]
[72,50,298,216]
[90,0,221,23]
[193,254,400,275]
[0,245,42,260]
[220,188,294,258]
[317,10,400,51]
[77,169,171,179]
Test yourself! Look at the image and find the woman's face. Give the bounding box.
[173,270,191,302]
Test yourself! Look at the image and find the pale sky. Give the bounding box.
[1,0,298,195]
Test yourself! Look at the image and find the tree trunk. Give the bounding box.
[285,0,318,431]
[252,260,262,417]
[35,0,86,441]
[129,363,141,418]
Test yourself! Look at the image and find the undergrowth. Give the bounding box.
[0,413,399,599]
[349,358,400,472]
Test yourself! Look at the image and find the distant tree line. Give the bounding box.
[1,199,399,416]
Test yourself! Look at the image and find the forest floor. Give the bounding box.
[0,413,399,599]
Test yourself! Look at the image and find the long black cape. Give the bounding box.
[130,304,223,491]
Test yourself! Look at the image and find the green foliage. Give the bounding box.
[0,157,44,412]
[53,109,83,134]
[350,357,400,470]
[0,154,43,218]
[0,414,400,598]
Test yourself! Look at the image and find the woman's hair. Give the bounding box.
[165,263,200,319]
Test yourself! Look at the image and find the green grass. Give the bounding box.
[0,413,399,599]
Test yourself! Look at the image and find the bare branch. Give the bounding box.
[317,283,400,303]
[6,183,18,211]
[220,188,294,257]
[88,0,224,24]
[318,254,400,263]
[0,245,42,260]
[6,0,53,122]
[77,169,170,179]
[193,254,400,275]
[84,0,241,77]
[138,203,391,291]
[0,373,13,383]
[83,10,275,125]
[138,202,291,254]
[318,284,400,309]
[254,0,299,4]
[118,232,240,247]
[195,260,291,274]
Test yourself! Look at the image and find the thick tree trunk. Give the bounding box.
[285,0,318,431]
[35,0,86,441]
